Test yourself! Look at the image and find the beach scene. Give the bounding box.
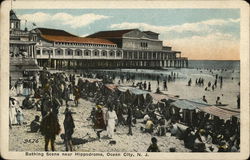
[8,7,240,153]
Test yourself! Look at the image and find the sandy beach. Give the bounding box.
[9,67,239,152]
[9,98,190,152]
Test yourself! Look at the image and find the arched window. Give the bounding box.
[101,50,107,56]
[42,48,53,55]
[116,50,122,57]
[66,49,73,56]
[109,50,115,57]
[84,50,91,56]
[55,48,63,55]
[93,50,100,56]
[75,49,82,56]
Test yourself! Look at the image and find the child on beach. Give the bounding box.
[147,137,160,152]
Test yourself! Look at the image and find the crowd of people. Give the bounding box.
[9,68,240,152]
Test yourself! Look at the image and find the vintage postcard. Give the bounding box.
[0,0,249,159]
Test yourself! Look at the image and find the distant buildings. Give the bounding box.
[9,10,188,70]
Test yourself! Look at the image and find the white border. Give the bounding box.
[0,1,249,160]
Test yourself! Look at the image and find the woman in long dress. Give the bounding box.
[106,106,117,139]
[9,99,18,125]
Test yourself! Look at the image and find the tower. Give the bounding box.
[10,9,20,30]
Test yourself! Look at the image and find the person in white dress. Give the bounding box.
[106,106,117,139]
[9,98,18,125]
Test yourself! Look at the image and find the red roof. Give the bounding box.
[36,28,116,45]
[41,35,116,45]
[37,28,77,37]
[87,29,136,38]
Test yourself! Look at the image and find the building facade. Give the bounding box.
[9,10,39,83]
[10,10,188,70]
[88,29,188,68]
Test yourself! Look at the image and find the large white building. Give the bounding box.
[10,10,188,70]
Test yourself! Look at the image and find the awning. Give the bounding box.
[149,93,178,102]
[171,99,211,110]
[117,86,149,95]
[104,84,118,92]
[197,106,240,120]
[129,88,149,95]
[117,86,133,92]
[80,78,102,83]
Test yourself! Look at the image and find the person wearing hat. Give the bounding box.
[9,98,18,125]
[218,140,229,152]
[106,105,118,139]
[63,109,75,151]
[15,78,23,96]
[40,111,61,151]
[94,105,106,140]
[193,129,206,152]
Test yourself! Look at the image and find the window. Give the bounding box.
[123,51,127,58]
[129,52,133,59]
[139,52,143,59]
[42,49,52,55]
[134,52,138,59]
[93,50,100,56]
[116,50,122,57]
[101,50,107,56]
[75,49,82,56]
[153,52,156,59]
[55,49,63,55]
[66,49,73,56]
[143,52,147,59]
[36,50,41,55]
[109,50,115,57]
[84,50,91,56]
[141,42,148,48]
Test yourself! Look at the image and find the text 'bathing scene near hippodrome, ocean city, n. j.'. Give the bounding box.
[9,9,240,152]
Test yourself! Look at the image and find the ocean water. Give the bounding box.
[188,60,240,70]
[93,60,240,109]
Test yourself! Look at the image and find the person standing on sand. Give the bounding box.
[106,105,118,139]
[127,106,133,135]
[40,111,61,151]
[188,78,192,86]
[202,96,208,103]
[237,94,240,109]
[148,82,151,91]
[63,108,75,151]
[94,105,106,140]
[216,97,222,105]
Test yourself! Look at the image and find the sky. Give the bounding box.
[15,9,240,60]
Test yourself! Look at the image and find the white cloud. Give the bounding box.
[80,34,88,37]
[18,12,110,29]
[110,18,239,34]
[19,12,51,23]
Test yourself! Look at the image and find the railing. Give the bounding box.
[10,57,38,65]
